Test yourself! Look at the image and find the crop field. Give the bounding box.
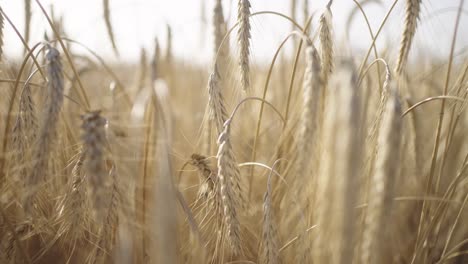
[0,0,467,263]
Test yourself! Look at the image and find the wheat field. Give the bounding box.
[0,0,467,263]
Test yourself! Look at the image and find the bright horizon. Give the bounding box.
[2,0,467,65]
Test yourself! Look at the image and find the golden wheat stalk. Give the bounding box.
[0,8,4,61]
[103,0,119,56]
[361,84,402,263]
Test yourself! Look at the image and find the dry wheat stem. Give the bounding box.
[103,0,119,56]
[0,8,4,61]
[24,0,31,51]
[166,24,173,64]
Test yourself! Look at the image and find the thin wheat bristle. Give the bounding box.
[103,0,119,56]
[57,150,87,241]
[81,110,110,223]
[395,0,421,74]
[92,165,122,263]
[361,84,402,263]
[237,0,251,92]
[319,4,334,86]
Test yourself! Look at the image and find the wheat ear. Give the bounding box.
[237,0,251,92]
[208,65,229,134]
[296,44,322,181]
[217,119,243,255]
[260,168,280,264]
[12,84,38,181]
[294,43,322,263]
[81,110,110,223]
[395,0,421,74]
[319,4,334,86]
[25,46,64,212]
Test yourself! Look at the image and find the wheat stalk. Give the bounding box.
[103,0,119,56]
[24,0,31,48]
[237,0,251,92]
[314,61,362,263]
[395,0,421,74]
[166,24,173,64]
[137,47,148,92]
[151,38,160,82]
[0,7,4,61]
[361,84,402,263]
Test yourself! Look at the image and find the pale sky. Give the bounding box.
[1,0,467,64]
